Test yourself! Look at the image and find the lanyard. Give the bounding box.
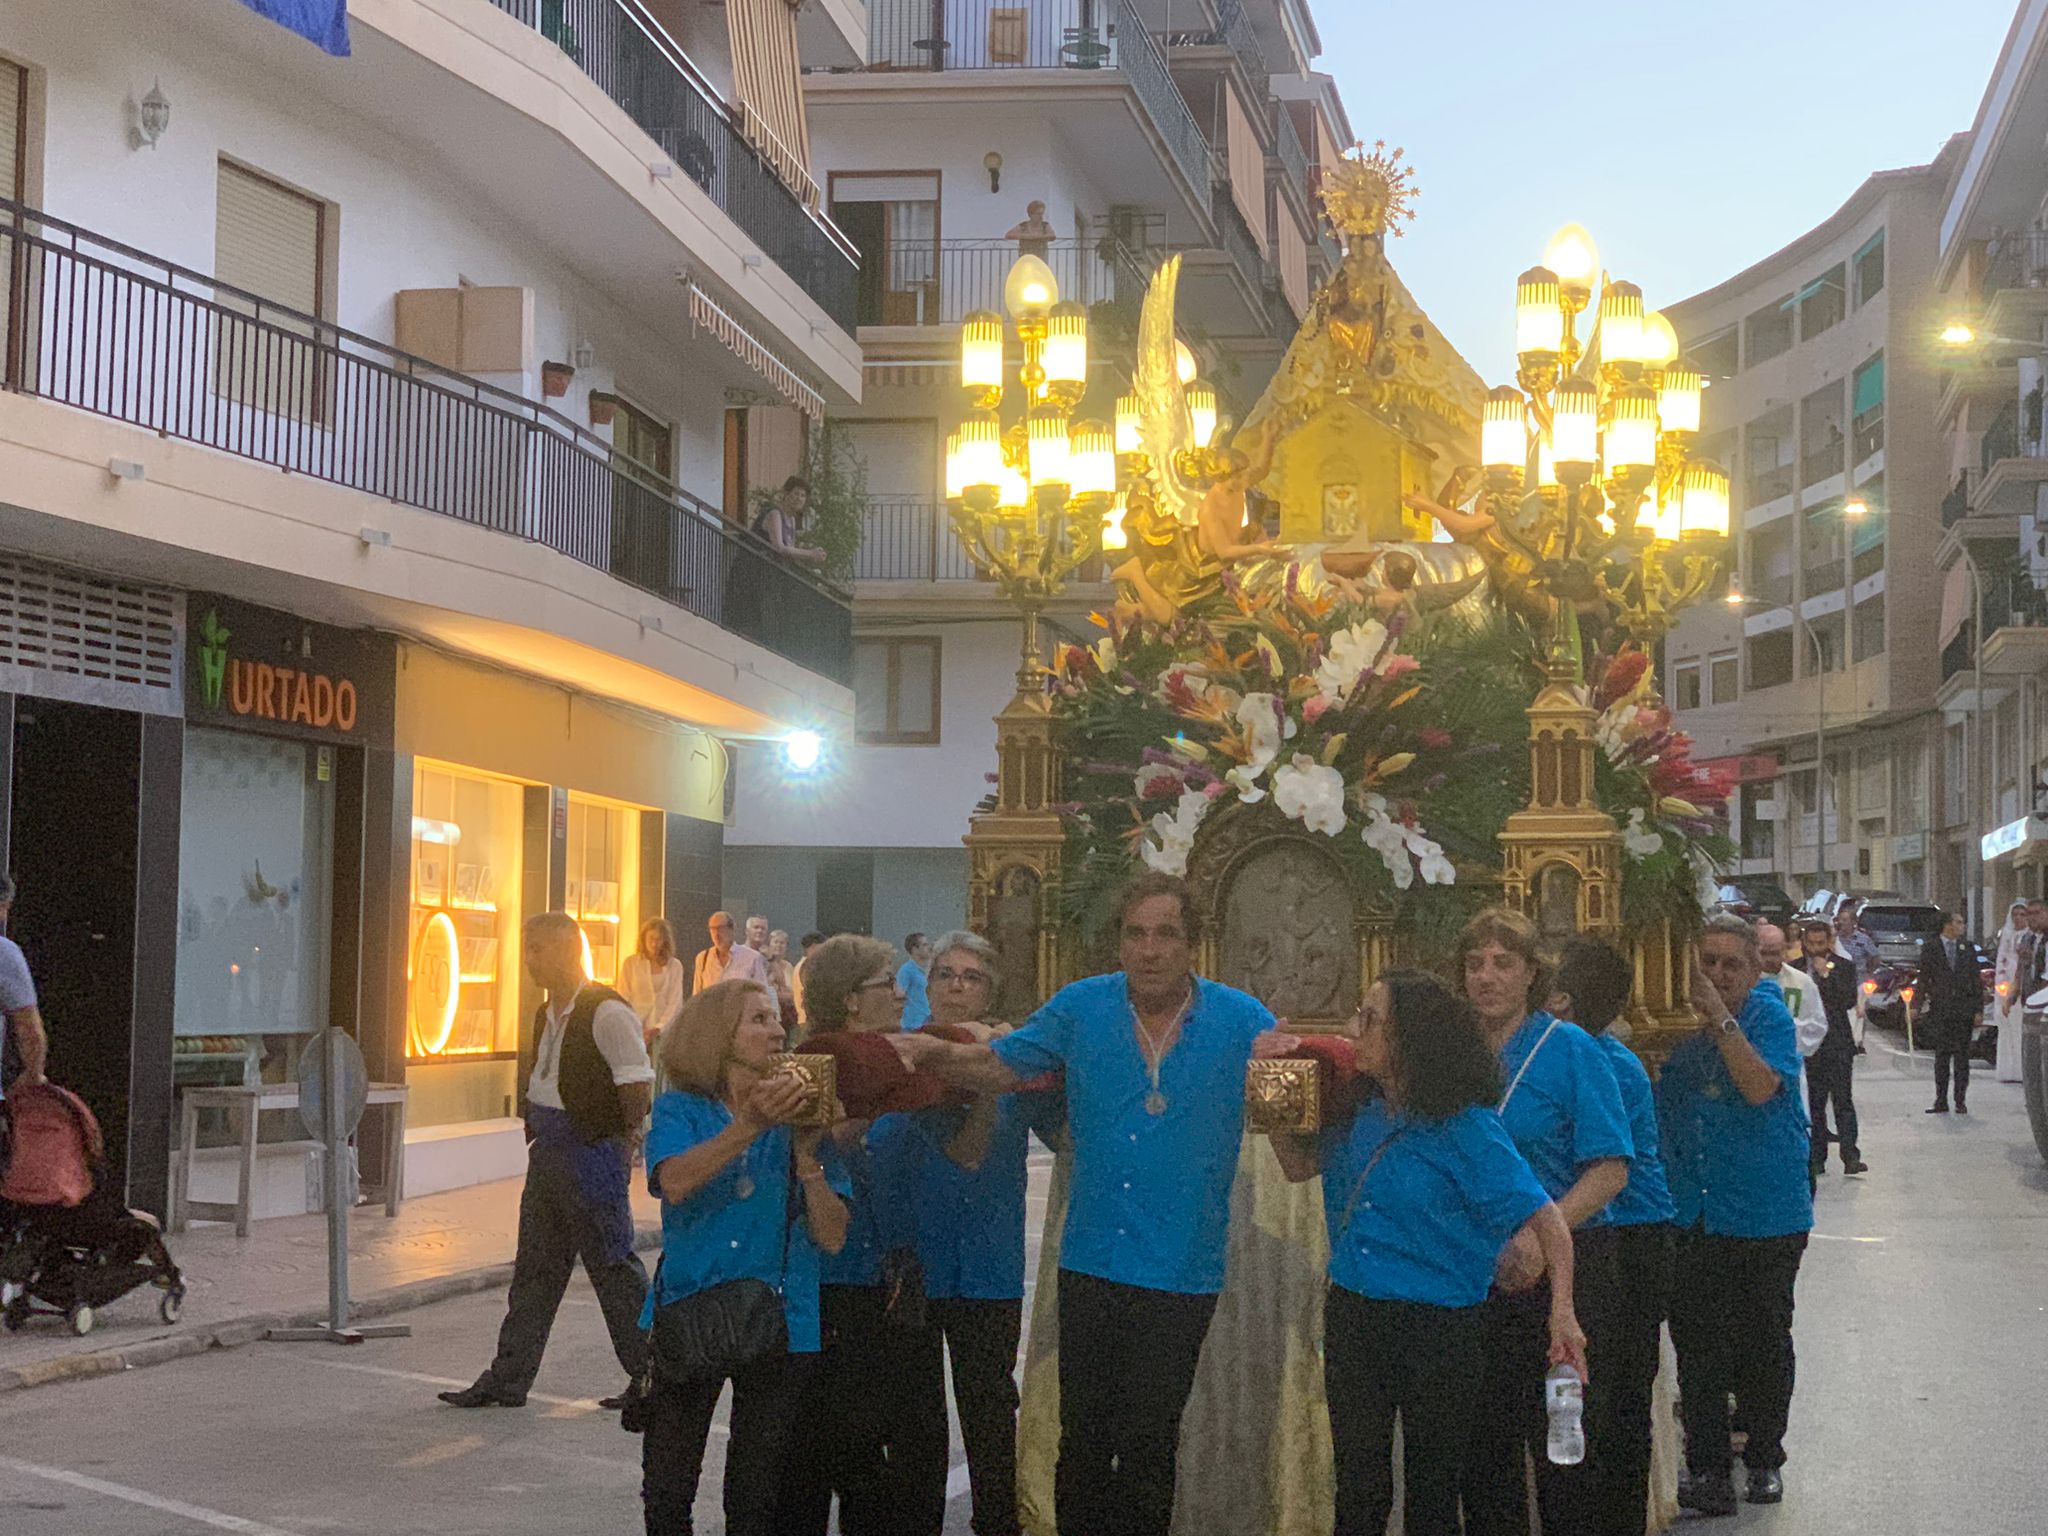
[1499,1017,1562,1115]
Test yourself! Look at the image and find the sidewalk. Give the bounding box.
[0,1173,662,1393]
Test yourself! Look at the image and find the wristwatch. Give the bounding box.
[1715,1013,1740,1037]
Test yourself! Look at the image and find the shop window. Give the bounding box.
[566,795,643,987]
[854,636,941,744]
[173,730,333,1082]
[1673,659,1702,710]
[409,763,525,1060]
[1710,652,1739,705]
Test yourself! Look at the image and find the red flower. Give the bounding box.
[1596,650,1650,709]
[1419,727,1453,751]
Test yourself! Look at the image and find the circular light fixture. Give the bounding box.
[1842,495,1870,519]
[408,910,461,1057]
[783,730,824,773]
[1940,322,1976,347]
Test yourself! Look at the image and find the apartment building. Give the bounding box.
[725,0,1353,942]
[1660,141,1962,909]
[0,0,857,1216]
[1933,0,2048,925]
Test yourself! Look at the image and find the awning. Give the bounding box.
[1853,354,1885,415]
[728,0,816,205]
[1693,753,1782,785]
[1939,560,1972,648]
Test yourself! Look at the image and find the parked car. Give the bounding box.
[1851,901,1963,1033]
[1713,877,1796,934]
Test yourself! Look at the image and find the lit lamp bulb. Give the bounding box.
[1598,279,1647,367]
[1069,419,1116,498]
[1116,393,1143,454]
[997,458,1030,514]
[1187,384,1219,449]
[1605,388,1658,477]
[1028,408,1072,490]
[1482,386,1527,472]
[1536,434,1559,490]
[1102,491,1130,551]
[1642,310,1680,369]
[1003,254,1058,320]
[961,311,1004,393]
[1659,363,1703,436]
[1545,222,1600,306]
[1552,380,1599,471]
[1044,302,1088,392]
[1680,461,1732,540]
[1515,266,1564,360]
[1174,340,1199,386]
[957,413,1003,495]
[944,431,965,501]
[1651,487,1686,544]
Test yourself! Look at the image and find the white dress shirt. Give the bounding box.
[619,953,685,1035]
[694,942,769,994]
[527,989,655,1110]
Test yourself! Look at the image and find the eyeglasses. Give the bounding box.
[856,977,900,994]
[932,967,993,987]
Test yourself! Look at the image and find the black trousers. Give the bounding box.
[1668,1228,1806,1477]
[1323,1284,1484,1536]
[483,1134,648,1395]
[775,1284,943,1536]
[1806,1052,1861,1163]
[897,1296,1027,1536]
[1933,1044,1972,1107]
[1055,1269,1219,1536]
[640,1352,798,1536]
[1584,1224,1673,1536]
[1462,1229,1619,1536]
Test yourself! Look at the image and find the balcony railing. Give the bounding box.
[1208,167,1271,292]
[487,0,858,333]
[1803,560,1846,598]
[1983,230,2048,297]
[854,501,980,582]
[1943,622,1975,683]
[1160,0,1268,88]
[1801,439,1844,487]
[1746,462,1796,506]
[1270,103,1311,207]
[1942,470,1972,526]
[0,202,851,684]
[858,0,1212,205]
[851,239,1133,327]
[1751,572,1795,608]
[1982,400,2020,473]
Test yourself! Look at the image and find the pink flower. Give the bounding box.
[1419,727,1453,751]
[1302,694,1334,725]
[1379,653,1420,680]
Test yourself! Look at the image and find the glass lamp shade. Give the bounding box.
[1605,388,1658,473]
[1642,310,1680,368]
[1516,267,1564,358]
[1102,491,1130,551]
[1028,408,1072,489]
[961,311,1004,392]
[1536,435,1559,489]
[1545,222,1600,299]
[1648,488,1685,544]
[1004,254,1059,319]
[1658,364,1703,435]
[1680,461,1732,539]
[1044,302,1089,389]
[944,431,965,500]
[957,413,1004,493]
[1175,340,1199,386]
[1552,380,1599,467]
[1069,419,1116,497]
[1115,393,1143,454]
[1598,280,1646,366]
[1187,384,1219,448]
[1482,386,1527,470]
[997,459,1031,513]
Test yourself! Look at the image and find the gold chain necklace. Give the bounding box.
[1132,984,1195,1116]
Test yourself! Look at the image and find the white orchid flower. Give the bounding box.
[1313,619,1392,703]
[1273,754,1347,836]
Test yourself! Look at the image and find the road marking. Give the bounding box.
[398,1434,487,1468]
[285,1356,725,1435]
[1811,1232,1886,1244]
[0,1455,299,1535]
[948,1462,971,1501]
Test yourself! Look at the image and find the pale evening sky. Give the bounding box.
[1315,0,2021,382]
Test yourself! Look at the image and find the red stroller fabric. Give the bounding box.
[0,1084,101,1209]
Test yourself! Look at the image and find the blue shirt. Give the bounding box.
[1320,1100,1550,1308]
[641,1091,848,1353]
[818,1113,920,1289]
[991,973,1273,1295]
[1496,1012,1633,1225]
[1591,1033,1676,1227]
[898,958,931,1028]
[898,1087,1065,1301]
[1656,978,1813,1240]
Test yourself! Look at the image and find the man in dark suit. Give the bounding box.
[1916,908,1985,1115]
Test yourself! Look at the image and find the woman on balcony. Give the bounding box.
[753,476,827,570]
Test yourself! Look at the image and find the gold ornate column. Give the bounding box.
[1499,648,1623,943]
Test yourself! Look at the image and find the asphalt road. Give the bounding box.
[0,1050,2040,1534]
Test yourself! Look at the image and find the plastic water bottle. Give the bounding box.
[1545,1364,1585,1465]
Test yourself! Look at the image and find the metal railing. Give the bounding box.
[854,501,981,582]
[486,0,858,333]
[1746,462,1796,506]
[1983,230,2048,297]
[851,239,1131,327]
[858,0,1212,207]
[1270,103,1311,207]
[1751,571,1795,608]
[1207,168,1271,292]
[0,202,852,684]
[1160,0,1268,87]
[1983,400,2020,473]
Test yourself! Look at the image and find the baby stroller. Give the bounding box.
[0,1082,184,1336]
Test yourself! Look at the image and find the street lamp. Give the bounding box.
[1478,223,1731,663]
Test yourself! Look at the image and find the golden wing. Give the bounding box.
[1135,256,1202,527]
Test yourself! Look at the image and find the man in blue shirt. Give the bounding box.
[1659,913,1813,1514]
[891,873,1276,1536]
[897,932,934,1028]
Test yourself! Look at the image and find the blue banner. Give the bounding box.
[238,0,350,56]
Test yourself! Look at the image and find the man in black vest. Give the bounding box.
[441,911,654,1408]
[1917,908,1985,1115]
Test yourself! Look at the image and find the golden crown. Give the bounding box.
[1320,141,1418,239]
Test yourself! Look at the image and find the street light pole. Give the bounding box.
[1808,618,1828,901]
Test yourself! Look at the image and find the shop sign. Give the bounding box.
[1980,816,2048,862]
[189,595,393,748]
[1692,753,1781,785]
[1892,832,1926,862]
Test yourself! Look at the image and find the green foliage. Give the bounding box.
[755,421,866,584]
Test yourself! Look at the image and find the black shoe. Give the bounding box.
[438,1377,526,1409]
[1810,1159,1828,1178]
[1956,1102,1969,1115]
[1679,1470,1738,1517]
[1746,1467,1784,1504]
[1853,1042,1867,1055]
[1843,1157,1869,1174]
[1926,1103,1949,1114]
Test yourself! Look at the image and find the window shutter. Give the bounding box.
[0,61,22,202]
[215,162,321,315]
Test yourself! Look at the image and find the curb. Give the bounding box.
[0,1218,663,1397]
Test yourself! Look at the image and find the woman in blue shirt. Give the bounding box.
[1273,972,1583,1536]
[1456,908,1633,1536]
[639,978,848,1536]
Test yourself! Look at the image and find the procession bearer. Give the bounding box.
[891,872,1277,1536]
